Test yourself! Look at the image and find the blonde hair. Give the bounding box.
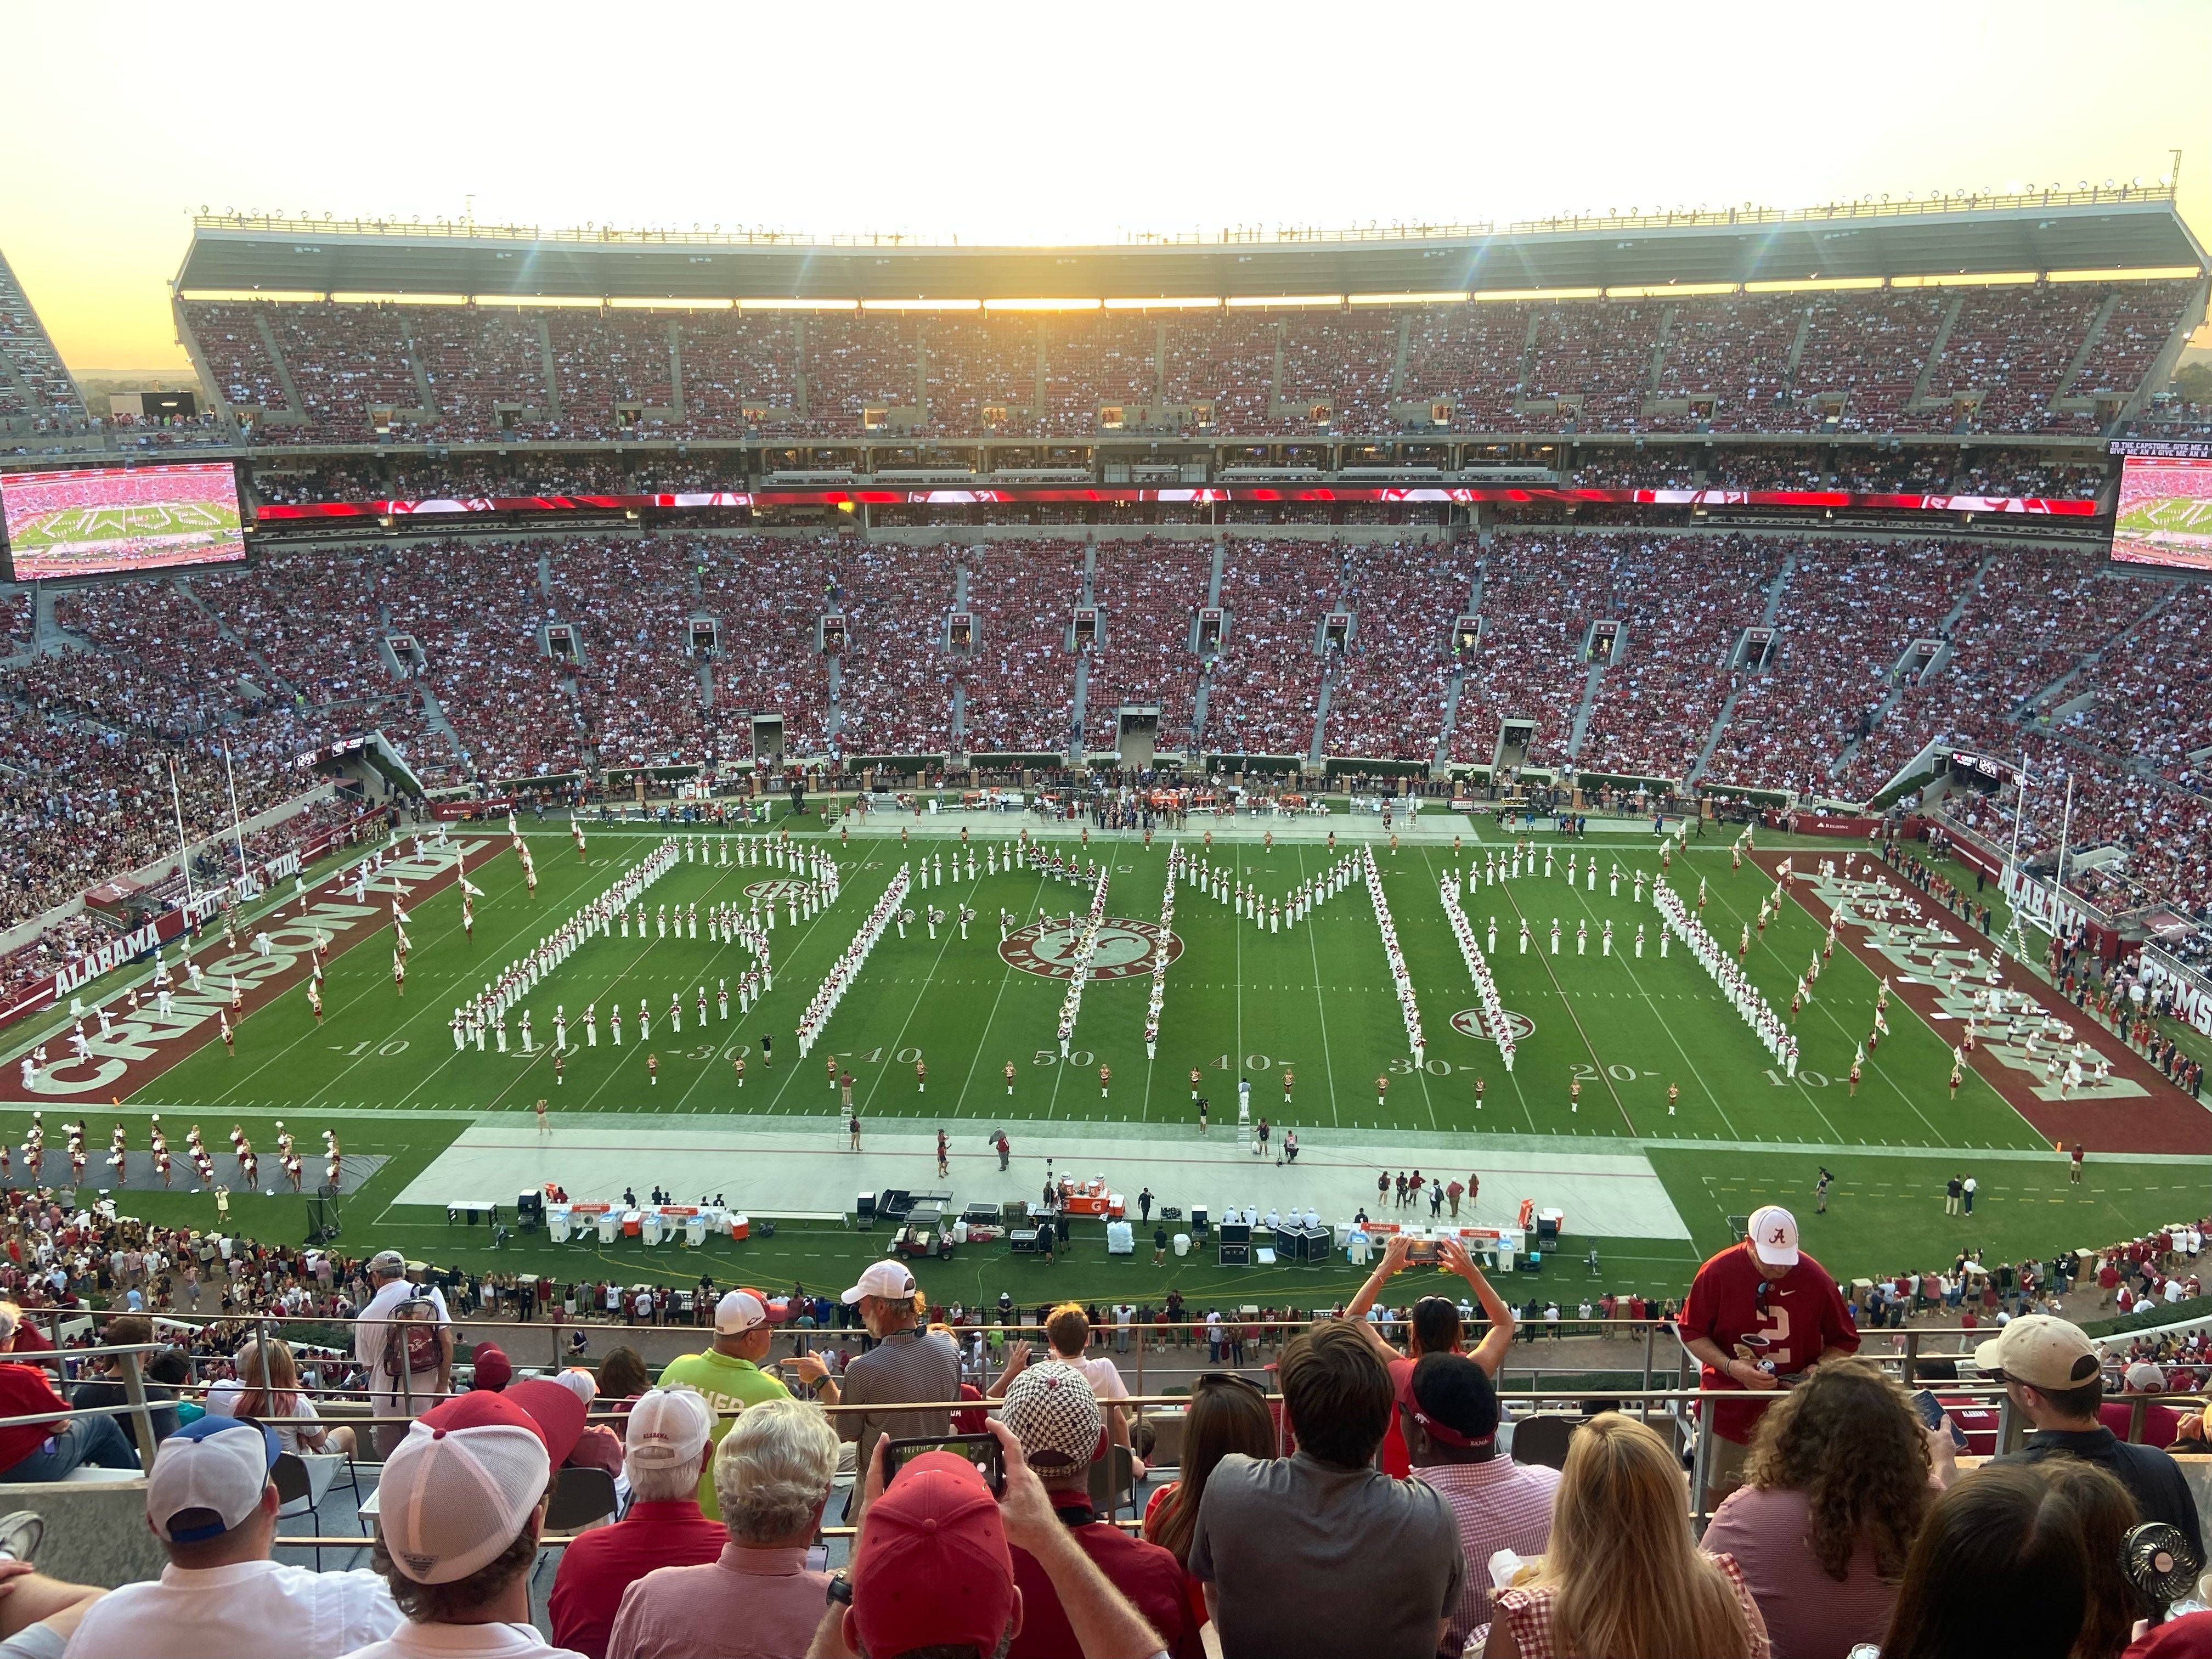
[1534,1414,1756,1659]
[230,1338,303,1418]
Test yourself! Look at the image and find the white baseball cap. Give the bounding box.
[624,1386,714,1469]
[2124,1361,2168,1393]
[715,1288,771,1334]
[377,1396,553,1585]
[842,1260,919,1306]
[1746,1205,1799,1268]
[148,1419,279,1543]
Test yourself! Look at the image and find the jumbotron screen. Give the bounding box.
[2111,453,2212,573]
[0,462,246,581]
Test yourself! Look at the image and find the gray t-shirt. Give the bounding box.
[1189,1449,1464,1659]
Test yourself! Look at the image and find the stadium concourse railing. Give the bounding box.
[10,1314,2195,1551]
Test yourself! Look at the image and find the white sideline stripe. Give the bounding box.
[393,1125,1694,1239]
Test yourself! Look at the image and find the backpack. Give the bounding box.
[380,1296,442,1380]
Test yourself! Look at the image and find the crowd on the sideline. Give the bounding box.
[0,1216,2202,1659]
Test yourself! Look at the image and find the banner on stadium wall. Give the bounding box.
[3,806,381,1027]
[2137,944,2212,1037]
[430,797,514,821]
[2000,866,2119,957]
[252,485,2103,523]
[1784,810,1880,837]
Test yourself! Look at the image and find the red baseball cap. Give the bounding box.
[850,1451,1016,1656]
[424,1379,586,1469]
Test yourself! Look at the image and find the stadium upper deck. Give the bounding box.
[158,193,2207,450]
[177,188,2206,301]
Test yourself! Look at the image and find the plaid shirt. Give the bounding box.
[1496,1552,1770,1658]
[1418,1456,1561,1654]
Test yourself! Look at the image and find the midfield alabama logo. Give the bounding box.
[743,879,813,903]
[1451,1007,1534,1045]
[1000,918,1183,981]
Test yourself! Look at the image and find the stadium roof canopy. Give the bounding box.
[175,190,2209,303]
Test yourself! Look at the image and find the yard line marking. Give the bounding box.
[1495,876,1637,1136]
[953,866,1053,1114]
[1552,866,1758,1142]
[1296,843,1342,1129]
[1698,868,1952,1146]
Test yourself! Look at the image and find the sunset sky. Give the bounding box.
[3,0,2205,371]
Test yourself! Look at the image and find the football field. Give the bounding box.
[5,813,2205,1310]
[5,499,240,550]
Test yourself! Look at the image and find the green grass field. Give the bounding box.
[4,500,241,550]
[5,815,2203,1310]
[2117,495,2212,534]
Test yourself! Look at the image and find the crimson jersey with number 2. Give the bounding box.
[1682,1245,1858,1443]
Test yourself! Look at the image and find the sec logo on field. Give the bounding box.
[1000,918,1183,980]
[1451,1007,1534,1045]
[744,879,812,902]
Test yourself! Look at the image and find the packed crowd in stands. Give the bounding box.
[1704,541,1982,796]
[1200,541,1335,756]
[1449,536,1616,767]
[556,541,702,771]
[1323,541,1472,760]
[959,543,1082,756]
[171,279,2197,443]
[1577,537,1778,782]
[1085,540,1209,749]
[11,517,2212,946]
[699,538,837,755]
[833,545,957,756]
[1837,550,2163,797]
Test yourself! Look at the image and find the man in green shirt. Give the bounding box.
[654,1287,791,1517]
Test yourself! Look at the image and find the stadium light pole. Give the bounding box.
[2006,748,2028,876]
[167,757,194,902]
[221,741,251,888]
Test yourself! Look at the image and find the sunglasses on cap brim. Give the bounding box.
[1393,1375,1491,1449]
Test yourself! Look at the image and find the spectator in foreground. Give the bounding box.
[2036,1459,2142,1659]
[1679,1205,1858,1511]
[1878,1463,2093,1659]
[206,1338,356,1456]
[64,1419,399,1659]
[783,1261,959,1525]
[346,1383,588,1659]
[551,1387,726,1658]
[549,1370,625,1480]
[596,1347,652,1412]
[1485,1414,1768,1659]
[352,1250,453,1457]
[1398,1352,1559,1655]
[997,1361,1198,1659]
[67,1316,178,1444]
[1141,1372,1276,1634]
[0,1555,103,1659]
[1189,1321,1462,1659]
[1981,1315,2204,1561]
[465,1342,511,1392]
[1040,1305,1142,1480]
[802,1421,1166,1659]
[606,1396,839,1659]
[1344,1233,1516,1478]
[653,1289,792,1520]
[1701,1355,1949,1659]
[0,1358,136,1484]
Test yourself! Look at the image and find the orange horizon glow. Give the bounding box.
[2,4,2204,372]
